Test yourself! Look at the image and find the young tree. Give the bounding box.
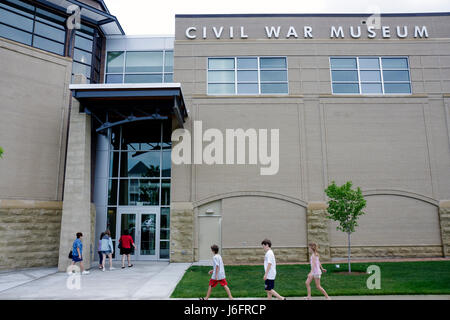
[325,181,366,273]
[0,146,3,158]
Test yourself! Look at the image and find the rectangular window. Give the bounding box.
[207,56,288,95]
[0,0,67,55]
[330,56,411,95]
[105,50,174,84]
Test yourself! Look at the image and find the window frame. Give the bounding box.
[104,49,174,84]
[0,0,67,56]
[330,56,412,95]
[207,56,289,96]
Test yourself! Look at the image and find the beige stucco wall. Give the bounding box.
[0,38,72,201]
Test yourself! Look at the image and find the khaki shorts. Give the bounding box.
[312,274,321,279]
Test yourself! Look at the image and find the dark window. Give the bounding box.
[0,0,66,55]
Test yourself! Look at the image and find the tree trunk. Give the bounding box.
[347,232,351,273]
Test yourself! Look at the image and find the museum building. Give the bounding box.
[0,0,449,271]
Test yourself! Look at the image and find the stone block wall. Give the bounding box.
[0,200,62,270]
[330,245,443,258]
[306,202,331,261]
[439,200,450,257]
[170,202,194,262]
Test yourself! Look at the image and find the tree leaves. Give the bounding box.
[324,181,367,234]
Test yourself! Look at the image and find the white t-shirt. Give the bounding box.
[211,254,226,280]
[264,249,277,280]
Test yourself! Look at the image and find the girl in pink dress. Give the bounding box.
[304,243,331,300]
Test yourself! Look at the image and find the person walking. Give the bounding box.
[304,243,331,300]
[119,229,136,269]
[261,239,285,300]
[100,230,115,271]
[71,232,89,275]
[200,244,233,300]
[98,232,105,269]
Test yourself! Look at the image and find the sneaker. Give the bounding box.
[110,267,115,271]
[102,267,105,272]
[82,271,90,275]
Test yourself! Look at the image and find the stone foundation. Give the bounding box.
[0,200,62,270]
[306,202,330,260]
[439,201,450,257]
[170,202,194,262]
[330,245,443,259]
[222,247,308,264]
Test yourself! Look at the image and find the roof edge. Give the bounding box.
[175,12,450,18]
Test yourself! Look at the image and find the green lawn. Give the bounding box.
[171,261,450,298]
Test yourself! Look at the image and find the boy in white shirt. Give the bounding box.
[262,239,286,300]
[200,244,233,300]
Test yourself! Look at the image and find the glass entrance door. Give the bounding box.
[117,207,159,260]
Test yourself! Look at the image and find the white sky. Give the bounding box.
[103,0,450,36]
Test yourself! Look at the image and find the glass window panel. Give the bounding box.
[330,58,357,69]
[108,179,118,205]
[107,51,124,73]
[140,213,156,255]
[120,151,161,178]
[35,8,65,24]
[260,57,286,69]
[383,70,410,81]
[124,74,163,83]
[106,74,123,83]
[237,70,258,82]
[126,51,163,73]
[162,150,171,177]
[208,70,234,83]
[74,48,92,65]
[74,35,93,52]
[2,0,34,15]
[72,61,91,79]
[382,58,408,69]
[260,70,287,82]
[361,83,383,94]
[332,83,360,94]
[33,36,64,55]
[384,83,411,94]
[164,73,173,83]
[358,58,380,69]
[360,70,381,82]
[119,179,160,206]
[237,83,258,94]
[237,57,257,69]
[164,50,173,72]
[34,22,65,43]
[160,241,170,259]
[109,152,120,177]
[260,83,288,94]
[0,8,33,31]
[0,23,32,45]
[161,207,170,229]
[331,70,359,82]
[208,83,235,95]
[160,229,170,241]
[161,179,170,206]
[208,58,234,70]
[107,208,116,239]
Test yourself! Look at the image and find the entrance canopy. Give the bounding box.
[69,83,188,132]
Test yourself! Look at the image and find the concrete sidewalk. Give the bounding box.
[0,262,191,300]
